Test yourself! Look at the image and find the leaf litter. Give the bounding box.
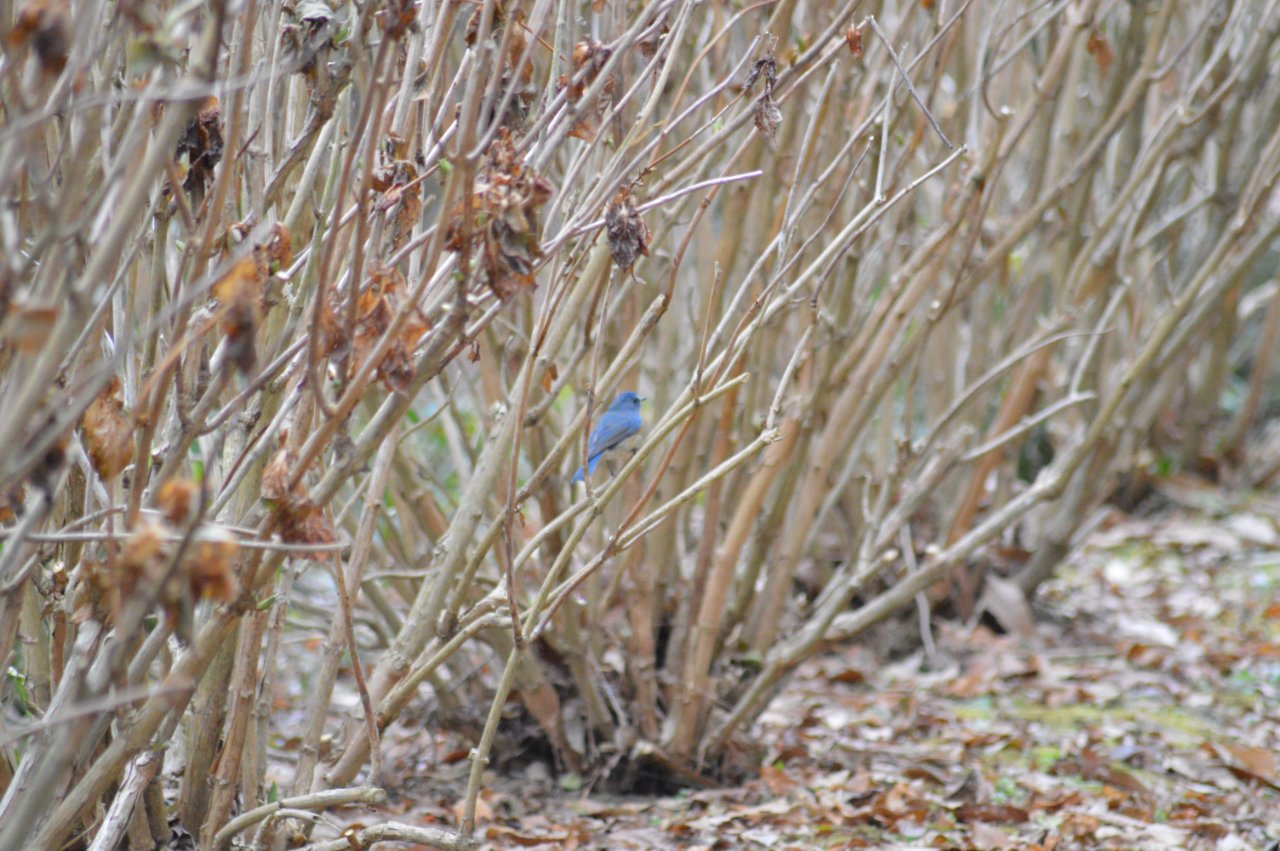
[270,491,1279,849]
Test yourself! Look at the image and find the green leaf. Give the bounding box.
[5,666,29,713]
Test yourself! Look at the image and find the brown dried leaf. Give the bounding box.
[317,300,347,361]
[969,822,1017,850]
[211,256,264,306]
[282,0,339,95]
[743,51,777,94]
[74,552,115,625]
[188,535,240,602]
[342,269,430,394]
[1087,29,1113,76]
[567,40,611,101]
[261,440,336,558]
[2,303,58,353]
[25,412,68,495]
[504,18,534,88]
[175,96,223,202]
[0,485,23,524]
[976,574,1035,638]
[265,222,293,270]
[374,0,416,38]
[374,162,422,252]
[845,26,863,58]
[444,130,554,299]
[262,445,301,504]
[9,0,70,74]
[488,18,537,131]
[212,254,265,376]
[754,93,782,151]
[567,114,602,142]
[156,478,197,525]
[278,501,337,555]
[377,341,416,395]
[555,40,613,141]
[223,291,259,376]
[80,376,134,481]
[605,191,651,274]
[100,520,168,622]
[121,520,165,577]
[463,0,506,45]
[1212,742,1280,790]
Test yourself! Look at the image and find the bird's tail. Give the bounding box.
[570,453,601,484]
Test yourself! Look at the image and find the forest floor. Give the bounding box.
[309,475,1280,850]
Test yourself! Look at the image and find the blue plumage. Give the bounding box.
[570,391,643,483]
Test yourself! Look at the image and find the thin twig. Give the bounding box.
[867,16,955,149]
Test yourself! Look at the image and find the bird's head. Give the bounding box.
[611,391,643,411]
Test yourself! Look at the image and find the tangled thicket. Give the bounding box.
[1,0,1279,847]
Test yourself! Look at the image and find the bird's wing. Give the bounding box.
[587,414,639,457]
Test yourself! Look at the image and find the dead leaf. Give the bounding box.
[265,222,293,270]
[373,161,422,253]
[211,256,263,307]
[1087,28,1113,76]
[845,26,863,58]
[753,93,782,151]
[1115,613,1179,647]
[1224,513,1278,547]
[0,485,23,524]
[374,0,416,38]
[558,40,614,140]
[277,501,337,552]
[211,239,272,377]
[970,821,1017,849]
[156,478,197,525]
[261,445,296,504]
[759,764,796,795]
[335,268,430,394]
[484,824,571,847]
[261,442,337,558]
[187,533,240,602]
[444,130,554,299]
[977,574,1035,638]
[175,96,223,203]
[80,376,134,481]
[1211,743,1280,791]
[956,802,1029,824]
[463,0,505,45]
[2,303,58,353]
[9,0,70,74]
[604,190,651,274]
[742,50,777,94]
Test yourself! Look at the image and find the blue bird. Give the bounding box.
[570,391,644,484]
